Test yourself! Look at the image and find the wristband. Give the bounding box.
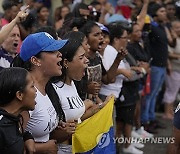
[23,131,34,142]
[141,67,147,75]
[98,102,103,109]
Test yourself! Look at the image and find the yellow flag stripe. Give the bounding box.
[72,96,115,153]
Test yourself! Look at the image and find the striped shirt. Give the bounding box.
[0,47,13,71]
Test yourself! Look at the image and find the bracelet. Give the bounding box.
[98,102,103,109]
[141,67,147,75]
[23,131,34,142]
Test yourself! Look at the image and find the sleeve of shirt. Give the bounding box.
[23,131,34,142]
[101,47,117,71]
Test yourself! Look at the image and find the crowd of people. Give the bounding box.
[0,0,180,154]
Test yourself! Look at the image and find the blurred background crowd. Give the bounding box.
[0,0,180,154]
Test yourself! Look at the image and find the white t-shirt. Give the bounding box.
[26,89,59,142]
[99,45,126,98]
[53,81,85,122]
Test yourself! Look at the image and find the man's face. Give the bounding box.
[166,4,176,17]
[156,7,167,22]
[2,26,20,55]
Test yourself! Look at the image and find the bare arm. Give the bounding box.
[136,0,149,30]
[0,6,29,44]
[81,95,113,121]
[81,99,100,121]
[50,120,76,143]
[165,27,177,47]
[169,52,180,59]
[34,140,58,154]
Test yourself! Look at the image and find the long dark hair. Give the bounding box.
[0,67,28,106]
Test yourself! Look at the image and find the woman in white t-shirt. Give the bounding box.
[11,32,76,154]
[52,31,111,154]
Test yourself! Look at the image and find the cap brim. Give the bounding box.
[42,40,68,52]
[101,27,109,34]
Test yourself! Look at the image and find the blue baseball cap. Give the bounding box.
[107,14,127,24]
[96,22,109,34]
[20,32,68,61]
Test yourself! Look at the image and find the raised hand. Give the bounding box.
[14,5,29,23]
[117,48,128,60]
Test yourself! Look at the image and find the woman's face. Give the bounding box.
[103,33,110,45]
[98,32,109,54]
[87,25,103,52]
[131,24,142,41]
[156,7,167,22]
[118,30,128,49]
[39,7,49,21]
[67,46,89,81]
[38,51,63,77]
[61,6,70,19]
[82,37,90,56]
[21,73,36,111]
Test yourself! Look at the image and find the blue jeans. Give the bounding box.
[141,66,166,123]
